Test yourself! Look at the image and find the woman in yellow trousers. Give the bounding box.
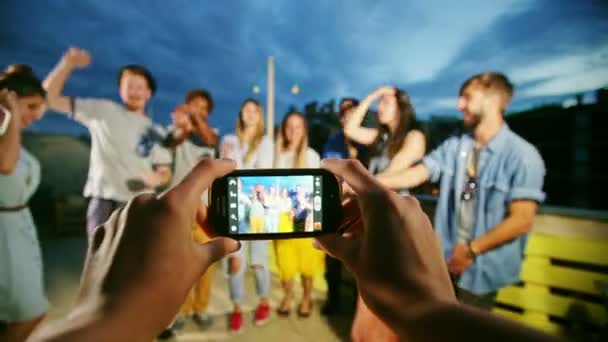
[273,112,325,318]
[179,223,216,321]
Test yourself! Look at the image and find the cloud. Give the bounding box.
[3,0,607,132]
[508,44,608,97]
[522,67,608,97]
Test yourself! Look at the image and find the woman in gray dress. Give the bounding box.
[343,86,426,341]
[0,65,48,342]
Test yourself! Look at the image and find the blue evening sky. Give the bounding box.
[239,175,314,194]
[1,0,607,136]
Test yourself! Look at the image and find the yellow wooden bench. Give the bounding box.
[493,212,608,339]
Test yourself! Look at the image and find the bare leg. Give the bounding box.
[299,275,314,316]
[279,279,294,314]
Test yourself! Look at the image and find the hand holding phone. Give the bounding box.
[208,168,342,239]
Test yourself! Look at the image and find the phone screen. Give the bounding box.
[226,175,323,236]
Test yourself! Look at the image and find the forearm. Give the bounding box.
[472,214,533,254]
[195,124,218,147]
[376,164,429,190]
[0,110,21,174]
[30,310,153,342]
[156,167,172,187]
[167,128,188,147]
[343,95,375,142]
[43,58,75,112]
[380,156,418,176]
[396,301,557,341]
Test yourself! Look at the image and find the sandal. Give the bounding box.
[297,300,313,318]
[277,298,291,317]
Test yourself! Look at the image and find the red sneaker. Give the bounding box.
[229,310,243,333]
[254,303,271,325]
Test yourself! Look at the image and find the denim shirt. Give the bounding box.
[423,124,546,294]
[322,131,366,161]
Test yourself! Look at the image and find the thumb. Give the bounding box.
[193,237,240,274]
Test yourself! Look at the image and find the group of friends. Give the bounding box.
[237,183,315,234]
[0,46,547,342]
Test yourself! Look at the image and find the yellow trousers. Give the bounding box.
[279,212,293,233]
[250,215,265,234]
[179,224,215,315]
[274,238,324,280]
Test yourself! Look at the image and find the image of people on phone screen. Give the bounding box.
[235,176,319,234]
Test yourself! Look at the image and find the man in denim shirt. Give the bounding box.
[378,72,545,309]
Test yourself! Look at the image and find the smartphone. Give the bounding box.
[208,168,342,239]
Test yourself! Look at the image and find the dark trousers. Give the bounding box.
[451,274,497,310]
[324,254,343,307]
[86,197,125,237]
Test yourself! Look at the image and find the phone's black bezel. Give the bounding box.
[209,168,341,240]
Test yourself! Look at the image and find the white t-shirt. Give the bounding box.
[170,138,217,205]
[171,138,217,187]
[220,134,273,169]
[274,148,320,169]
[72,98,171,202]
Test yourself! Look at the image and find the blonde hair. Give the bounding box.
[236,99,265,164]
[459,72,514,114]
[274,112,308,168]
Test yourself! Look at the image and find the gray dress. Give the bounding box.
[368,139,410,195]
[0,148,48,322]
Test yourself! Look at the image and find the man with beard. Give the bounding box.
[377,72,546,309]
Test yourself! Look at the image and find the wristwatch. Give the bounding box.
[0,105,12,137]
[467,240,481,259]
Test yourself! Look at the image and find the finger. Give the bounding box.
[339,195,361,230]
[321,159,382,195]
[164,159,236,211]
[193,237,240,275]
[195,204,218,238]
[314,234,359,267]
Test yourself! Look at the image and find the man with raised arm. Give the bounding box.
[43,47,172,237]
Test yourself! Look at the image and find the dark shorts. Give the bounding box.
[456,287,497,311]
[86,197,125,237]
[451,274,497,311]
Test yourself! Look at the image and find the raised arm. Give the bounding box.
[0,91,21,174]
[43,47,91,114]
[344,87,395,145]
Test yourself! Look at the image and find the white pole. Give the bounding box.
[267,56,275,139]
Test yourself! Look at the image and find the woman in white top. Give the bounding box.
[0,65,48,342]
[273,112,323,318]
[220,99,273,332]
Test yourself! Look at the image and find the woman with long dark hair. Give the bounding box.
[344,86,425,178]
[344,86,425,341]
[0,65,49,342]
